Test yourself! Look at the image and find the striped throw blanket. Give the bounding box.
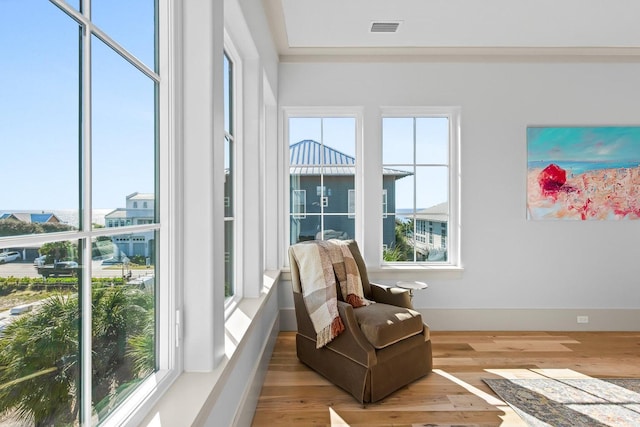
[325,239,370,309]
[291,240,370,348]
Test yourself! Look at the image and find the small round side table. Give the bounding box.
[396,281,428,301]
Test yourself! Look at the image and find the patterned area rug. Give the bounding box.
[484,378,640,427]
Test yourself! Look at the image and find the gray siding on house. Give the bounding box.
[290,175,355,242]
[289,139,410,246]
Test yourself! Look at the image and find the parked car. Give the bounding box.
[0,251,21,264]
[55,261,78,269]
[35,260,79,278]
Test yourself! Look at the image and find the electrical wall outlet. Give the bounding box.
[577,315,589,324]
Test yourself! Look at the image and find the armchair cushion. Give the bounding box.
[353,303,424,349]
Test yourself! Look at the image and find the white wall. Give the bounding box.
[278,59,640,330]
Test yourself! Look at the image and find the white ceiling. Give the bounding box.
[262,0,640,58]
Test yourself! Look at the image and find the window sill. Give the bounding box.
[281,265,463,282]
[224,270,280,356]
[368,264,464,278]
[103,369,178,427]
[139,270,281,427]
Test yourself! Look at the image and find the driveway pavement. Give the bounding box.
[0,260,149,279]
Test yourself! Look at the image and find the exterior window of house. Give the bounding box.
[441,224,447,249]
[134,202,138,208]
[382,189,388,219]
[382,108,460,264]
[223,50,235,298]
[288,116,357,243]
[0,0,166,424]
[348,189,356,219]
[293,190,307,219]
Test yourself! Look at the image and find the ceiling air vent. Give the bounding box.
[370,21,401,33]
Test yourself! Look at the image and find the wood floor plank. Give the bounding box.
[252,331,640,426]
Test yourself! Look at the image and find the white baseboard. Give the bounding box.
[280,308,640,331]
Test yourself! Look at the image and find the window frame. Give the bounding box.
[380,106,461,268]
[223,32,243,307]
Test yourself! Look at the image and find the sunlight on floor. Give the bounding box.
[329,407,350,426]
[485,367,591,380]
[433,369,526,426]
[326,368,640,427]
[434,369,504,406]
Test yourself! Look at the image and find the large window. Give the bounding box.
[0,1,164,424]
[288,116,357,244]
[382,109,460,265]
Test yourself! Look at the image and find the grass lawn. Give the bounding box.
[0,290,67,313]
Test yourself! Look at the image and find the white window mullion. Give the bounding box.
[92,27,159,83]
[412,117,418,262]
[320,120,325,237]
[80,4,92,425]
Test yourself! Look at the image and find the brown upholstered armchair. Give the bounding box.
[288,240,433,404]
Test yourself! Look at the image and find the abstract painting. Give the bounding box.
[527,126,640,220]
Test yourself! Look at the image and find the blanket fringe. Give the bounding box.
[345,294,367,308]
[316,316,345,348]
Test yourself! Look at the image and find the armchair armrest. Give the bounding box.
[370,282,413,309]
[326,301,377,367]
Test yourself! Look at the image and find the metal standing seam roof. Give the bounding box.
[289,140,411,177]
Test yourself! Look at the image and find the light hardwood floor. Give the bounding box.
[251,331,640,426]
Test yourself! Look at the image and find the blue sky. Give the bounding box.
[0,1,155,211]
[528,126,640,163]
[1,1,449,213]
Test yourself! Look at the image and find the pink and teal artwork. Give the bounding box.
[527,126,640,220]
